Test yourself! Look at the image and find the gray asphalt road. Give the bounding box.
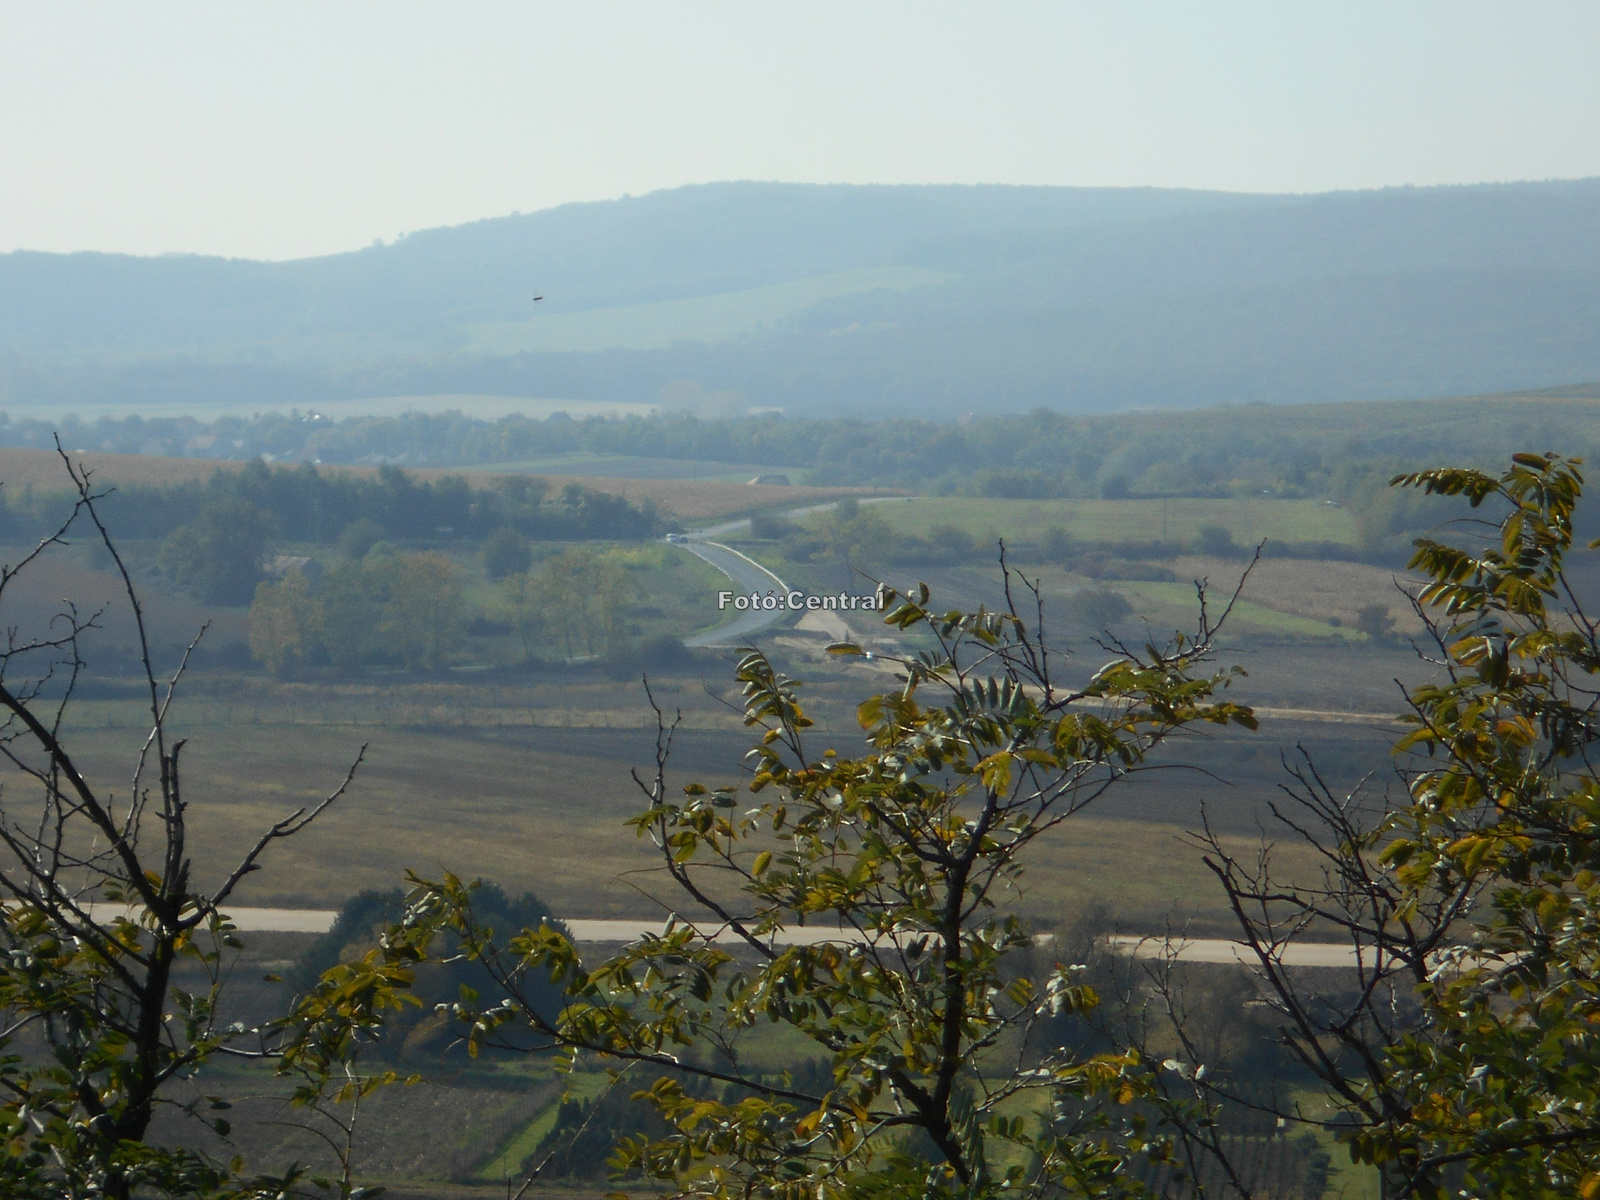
[680,497,910,646]
[682,541,792,646]
[153,908,1360,967]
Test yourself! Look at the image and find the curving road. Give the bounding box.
[679,496,909,647]
[681,541,792,647]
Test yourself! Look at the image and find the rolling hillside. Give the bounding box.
[4,179,1599,417]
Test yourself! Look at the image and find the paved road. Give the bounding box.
[691,496,909,543]
[681,541,793,647]
[1107,934,1358,968]
[81,903,341,933]
[170,908,1359,968]
[680,497,909,647]
[564,924,1357,966]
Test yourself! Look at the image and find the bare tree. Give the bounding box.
[0,447,364,1200]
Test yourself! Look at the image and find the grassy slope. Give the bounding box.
[465,266,951,354]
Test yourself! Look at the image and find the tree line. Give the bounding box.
[249,542,646,674]
[7,392,1597,513]
[0,459,668,607]
[39,459,667,546]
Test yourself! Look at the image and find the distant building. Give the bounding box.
[748,474,791,486]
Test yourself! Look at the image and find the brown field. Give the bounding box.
[1170,554,1426,633]
[476,474,883,521]
[42,674,1361,936]
[0,445,878,522]
[0,445,230,490]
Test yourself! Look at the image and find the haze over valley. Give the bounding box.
[6,5,1600,1196]
[7,177,1600,419]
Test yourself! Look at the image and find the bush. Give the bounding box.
[1196,524,1237,557]
[482,525,533,579]
[1066,587,1132,630]
[891,524,982,566]
[296,885,568,1060]
[1043,525,1073,563]
[1354,602,1395,642]
[749,513,793,540]
[336,517,385,559]
[928,524,976,561]
[601,634,696,680]
[976,468,1060,499]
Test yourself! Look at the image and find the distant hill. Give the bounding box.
[3,179,1599,417]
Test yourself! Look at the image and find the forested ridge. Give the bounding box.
[6,178,1600,415]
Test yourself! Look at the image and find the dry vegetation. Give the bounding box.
[1170,553,1425,633]
[442,471,884,521]
[149,1067,564,1193]
[0,444,875,521]
[42,671,1371,936]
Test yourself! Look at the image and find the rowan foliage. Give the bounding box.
[1189,452,1600,1199]
[293,556,1260,1198]
[1366,453,1600,1195]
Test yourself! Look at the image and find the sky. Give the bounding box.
[2,1,1597,261]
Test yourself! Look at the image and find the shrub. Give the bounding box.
[749,513,792,540]
[336,517,385,559]
[1196,524,1237,557]
[482,525,533,579]
[1066,586,1132,630]
[1353,601,1395,642]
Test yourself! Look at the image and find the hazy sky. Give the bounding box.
[3,2,1597,261]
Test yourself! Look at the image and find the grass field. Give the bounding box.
[857,495,1360,548]
[464,266,951,354]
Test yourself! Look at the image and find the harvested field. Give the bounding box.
[458,473,884,522]
[0,445,879,521]
[37,686,1355,935]
[0,446,228,490]
[1171,553,1426,633]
